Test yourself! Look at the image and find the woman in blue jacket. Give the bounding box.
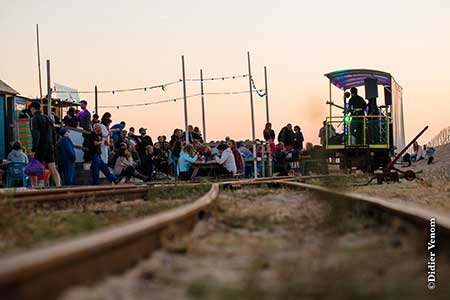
[59,128,76,185]
[177,144,198,181]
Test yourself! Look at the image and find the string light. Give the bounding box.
[54,80,182,95]
[54,74,248,95]
[250,78,266,97]
[99,89,266,109]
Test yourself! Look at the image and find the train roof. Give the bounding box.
[324,69,393,90]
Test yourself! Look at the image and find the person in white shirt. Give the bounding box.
[215,143,237,175]
[412,141,424,162]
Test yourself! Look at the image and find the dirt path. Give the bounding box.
[60,187,450,300]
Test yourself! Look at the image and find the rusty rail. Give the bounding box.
[2,176,446,300]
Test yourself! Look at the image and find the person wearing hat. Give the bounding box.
[136,127,153,165]
[58,128,76,185]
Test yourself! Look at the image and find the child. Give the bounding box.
[59,128,76,185]
[7,141,29,164]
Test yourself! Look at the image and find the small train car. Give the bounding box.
[323,69,406,172]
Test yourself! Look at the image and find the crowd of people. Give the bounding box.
[0,100,311,188]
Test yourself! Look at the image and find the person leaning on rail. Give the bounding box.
[348,87,367,144]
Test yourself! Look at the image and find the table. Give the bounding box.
[191,161,221,179]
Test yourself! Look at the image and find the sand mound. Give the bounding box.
[408,143,450,178]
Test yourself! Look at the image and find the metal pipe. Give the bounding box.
[247,52,255,141]
[36,24,43,103]
[182,55,189,143]
[46,59,51,116]
[200,69,206,142]
[264,66,269,123]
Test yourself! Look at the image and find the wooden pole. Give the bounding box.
[200,69,206,142]
[36,24,43,103]
[264,66,269,123]
[95,85,98,114]
[247,52,255,141]
[182,55,189,144]
[46,59,51,116]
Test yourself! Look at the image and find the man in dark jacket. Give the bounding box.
[29,101,61,187]
[77,100,92,163]
[277,123,294,151]
[136,128,153,163]
[348,87,367,144]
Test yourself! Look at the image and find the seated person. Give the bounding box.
[274,142,290,176]
[142,145,155,180]
[177,144,198,180]
[424,145,436,165]
[153,143,169,174]
[214,143,237,176]
[7,141,29,164]
[411,141,424,162]
[113,148,147,183]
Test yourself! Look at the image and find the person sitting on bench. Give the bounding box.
[214,143,237,176]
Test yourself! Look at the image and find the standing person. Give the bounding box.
[228,140,244,174]
[128,127,138,143]
[192,127,203,142]
[58,128,76,185]
[77,100,93,163]
[88,123,118,185]
[63,107,78,128]
[263,122,275,141]
[293,125,304,154]
[29,101,61,187]
[136,128,153,160]
[92,114,100,124]
[348,87,367,144]
[186,125,195,143]
[100,118,112,164]
[215,143,237,175]
[101,112,112,125]
[277,123,294,151]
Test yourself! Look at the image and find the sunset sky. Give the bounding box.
[1,0,449,144]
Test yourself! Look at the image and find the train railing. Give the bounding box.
[325,115,390,149]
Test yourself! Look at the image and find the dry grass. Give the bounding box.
[0,184,211,256]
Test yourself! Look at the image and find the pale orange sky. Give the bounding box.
[1,0,450,144]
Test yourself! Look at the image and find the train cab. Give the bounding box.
[323,69,406,172]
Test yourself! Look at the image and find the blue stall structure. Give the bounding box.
[0,79,81,163]
[0,79,19,160]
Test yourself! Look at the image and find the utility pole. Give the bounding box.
[95,85,98,114]
[247,51,255,140]
[36,24,43,102]
[247,52,257,178]
[200,69,206,142]
[264,66,269,123]
[46,59,51,116]
[182,55,189,143]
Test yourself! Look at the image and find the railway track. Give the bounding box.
[0,177,448,300]
[0,176,295,207]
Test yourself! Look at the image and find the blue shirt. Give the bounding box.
[110,124,124,143]
[177,150,198,173]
